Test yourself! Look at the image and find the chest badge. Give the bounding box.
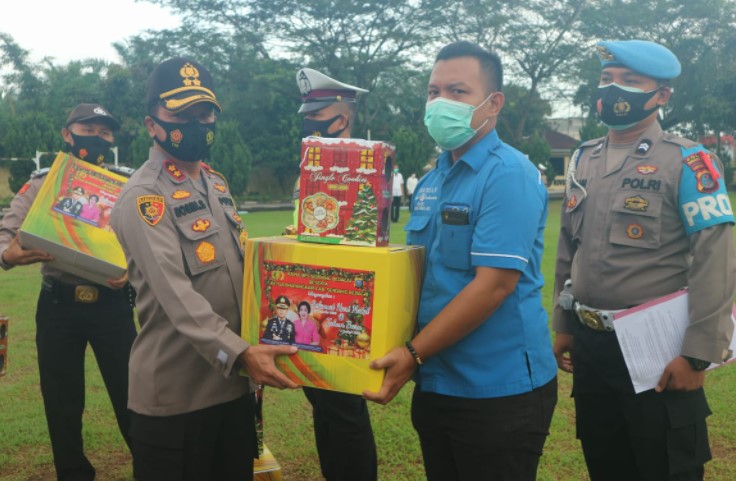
[195,241,216,263]
[626,223,644,239]
[624,195,649,212]
[172,190,191,200]
[192,219,211,232]
[213,183,227,193]
[636,165,657,175]
[137,195,165,226]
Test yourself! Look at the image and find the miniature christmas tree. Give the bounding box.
[344,183,377,244]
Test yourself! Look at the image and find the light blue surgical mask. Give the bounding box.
[424,93,493,150]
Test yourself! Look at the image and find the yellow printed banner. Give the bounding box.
[19,152,128,285]
[242,237,424,394]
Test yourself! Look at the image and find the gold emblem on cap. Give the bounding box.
[180,63,202,87]
[596,46,615,62]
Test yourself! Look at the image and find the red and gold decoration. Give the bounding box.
[298,138,395,247]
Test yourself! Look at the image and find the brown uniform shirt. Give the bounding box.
[1,162,111,285]
[553,122,736,363]
[111,148,251,416]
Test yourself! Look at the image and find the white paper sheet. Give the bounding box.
[613,290,736,393]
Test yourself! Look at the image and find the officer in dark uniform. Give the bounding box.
[263,295,296,344]
[294,67,378,481]
[553,40,736,481]
[55,185,86,217]
[0,103,136,481]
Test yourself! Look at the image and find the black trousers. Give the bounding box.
[391,196,402,222]
[411,378,557,481]
[572,323,712,481]
[130,395,256,481]
[35,280,136,481]
[303,387,377,481]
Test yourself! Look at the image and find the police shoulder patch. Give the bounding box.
[137,195,165,226]
[17,182,31,196]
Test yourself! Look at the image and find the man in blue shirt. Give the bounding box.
[365,41,558,481]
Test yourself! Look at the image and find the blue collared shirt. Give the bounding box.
[406,130,557,398]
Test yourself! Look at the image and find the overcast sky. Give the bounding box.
[0,0,180,64]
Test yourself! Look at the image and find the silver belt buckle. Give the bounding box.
[574,303,616,332]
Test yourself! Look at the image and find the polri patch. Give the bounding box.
[626,223,644,239]
[172,190,191,200]
[636,165,657,175]
[192,218,211,232]
[624,195,649,212]
[195,241,216,263]
[137,195,165,226]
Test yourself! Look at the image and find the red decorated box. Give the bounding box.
[297,137,394,247]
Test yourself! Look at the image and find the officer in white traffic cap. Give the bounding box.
[297,68,368,138]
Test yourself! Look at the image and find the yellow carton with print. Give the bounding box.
[242,236,424,395]
[19,152,127,285]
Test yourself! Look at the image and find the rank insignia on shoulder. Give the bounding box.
[636,165,657,175]
[17,182,31,196]
[636,140,652,154]
[172,190,192,200]
[164,160,186,181]
[213,183,226,193]
[192,218,211,232]
[195,241,216,263]
[624,195,649,212]
[137,195,165,226]
[626,223,644,239]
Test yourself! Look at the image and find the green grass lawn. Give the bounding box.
[1,203,735,480]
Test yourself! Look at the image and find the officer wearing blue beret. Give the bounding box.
[553,40,736,481]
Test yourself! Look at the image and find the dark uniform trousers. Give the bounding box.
[571,323,711,481]
[390,196,402,222]
[303,387,377,481]
[35,278,136,481]
[129,395,256,481]
[411,378,557,481]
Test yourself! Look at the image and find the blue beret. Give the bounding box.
[596,40,681,80]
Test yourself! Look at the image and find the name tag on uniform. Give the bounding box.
[441,203,470,225]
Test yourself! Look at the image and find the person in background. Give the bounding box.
[406,172,419,209]
[391,165,404,222]
[552,40,736,481]
[294,67,378,481]
[0,103,136,481]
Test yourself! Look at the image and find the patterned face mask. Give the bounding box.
[595,83,660,131]
[151,116,216,162]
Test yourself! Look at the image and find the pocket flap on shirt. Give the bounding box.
[404,214,431,233]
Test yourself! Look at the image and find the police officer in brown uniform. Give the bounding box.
[553,40,736,481]
[295,67,378,481]
[110,58,297,481]
[0,103,136,481]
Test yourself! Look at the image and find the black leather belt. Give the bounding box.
[41,276,124,304]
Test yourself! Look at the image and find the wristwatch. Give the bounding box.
[683,355,710,371]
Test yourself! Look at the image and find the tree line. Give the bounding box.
[2,0,734,197]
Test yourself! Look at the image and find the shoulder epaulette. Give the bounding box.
[30,167,50,179]
[580,136,605,148]
[107,165,136,178]
[662,134,699,150]
[201,162,229,186]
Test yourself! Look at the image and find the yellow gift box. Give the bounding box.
[254,444,282,481]
[19,152,127,285]
[242,237,424,395]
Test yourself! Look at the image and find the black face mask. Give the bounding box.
[67,133,113,165]
[300,114,348,139]
[595,83,660,130]
[151,116,216,162]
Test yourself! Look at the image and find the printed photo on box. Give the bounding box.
[51,159,124,230]
[258,261,374,358]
